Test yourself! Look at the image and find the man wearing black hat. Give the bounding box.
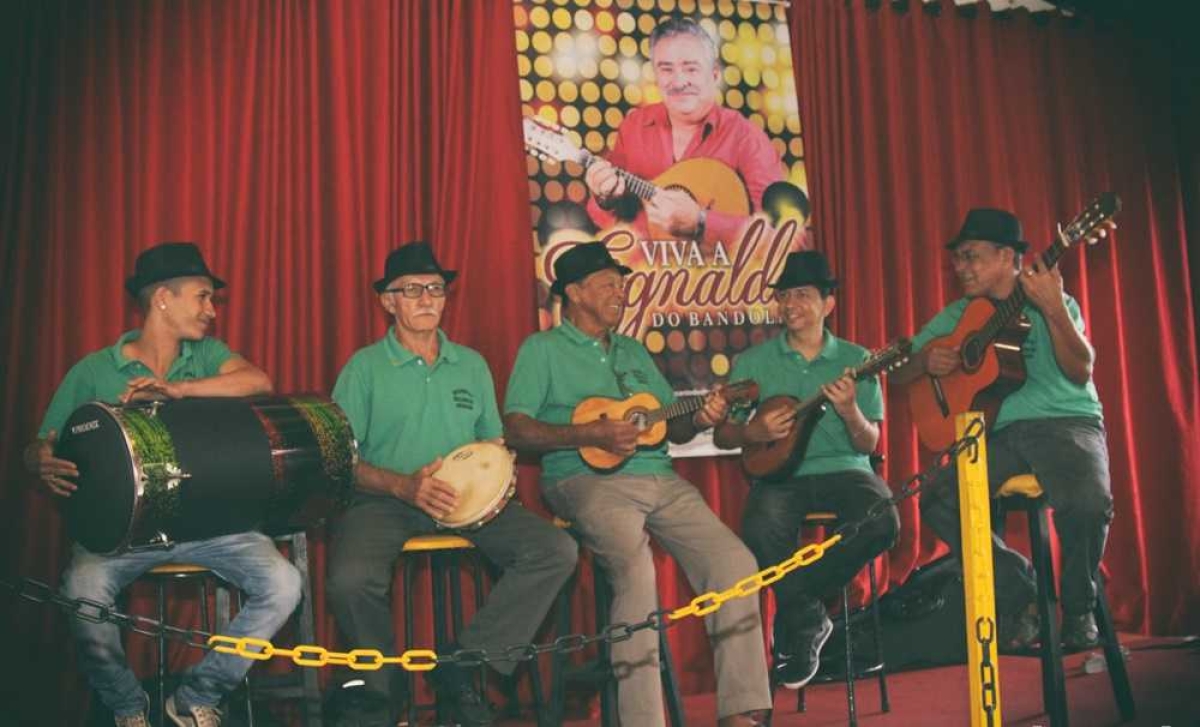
[326,241,577,727]
[24,242,299,727]
[504,242,772,727]
[714,250,900,691]
[894,208,1112,651]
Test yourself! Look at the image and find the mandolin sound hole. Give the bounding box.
[627,410,649,430]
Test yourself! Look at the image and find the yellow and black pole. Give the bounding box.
[956,411,1002,727]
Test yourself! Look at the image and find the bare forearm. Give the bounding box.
[1043,308,1094,384]
[503,413,595,453]
[713,420,749,449]
[667,415,702,445]
[840,407,880,453]
[176,367,273,398]
[353,460,411,501]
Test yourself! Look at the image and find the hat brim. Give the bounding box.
[373,269,458,294]
[768,277,839,290]
[125,272,227,298]
[550,263,633,297]
[946,235,1029,254]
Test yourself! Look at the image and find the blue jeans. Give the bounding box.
[61,531,302,717]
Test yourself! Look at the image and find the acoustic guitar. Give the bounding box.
[522,115,751,239]
[741,339,912,482]
[908,192,1122,450]
[572,380,759,471]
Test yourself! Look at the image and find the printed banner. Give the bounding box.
[514,0,809,456]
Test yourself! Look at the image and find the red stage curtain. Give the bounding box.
[1,1,1196,723]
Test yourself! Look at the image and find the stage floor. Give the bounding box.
[489,635,1198,727]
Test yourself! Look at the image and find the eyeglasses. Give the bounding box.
[385,282,448,299]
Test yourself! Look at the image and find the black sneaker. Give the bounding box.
[427,663,493,727]
[1063,612,1100,651]
[773,609,834,690]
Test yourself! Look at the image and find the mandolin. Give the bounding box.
[741,339,912,482]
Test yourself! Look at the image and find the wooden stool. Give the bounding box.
[769,512,889,727]
[996,474,1135,726]
[547,519,685,727]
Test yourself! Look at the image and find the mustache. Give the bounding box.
[666,84,699,95]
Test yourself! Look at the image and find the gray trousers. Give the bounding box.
[326,494,577,700]
[919,416,1113,616]
[543,473,772,726]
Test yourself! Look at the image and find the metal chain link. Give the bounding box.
[976,616,998,727]
[2,420,986,672]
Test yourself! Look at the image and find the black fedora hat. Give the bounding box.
[373,241,458,293]
[124,242,226,298]
[549,242,633,297]
[769,250,838,291]
[946,208,1029,253]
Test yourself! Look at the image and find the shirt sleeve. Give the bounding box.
[857,366,885,422]
[910,300,967,352]
[331,356,372,450]
[503,337,550,418]
[198,337,235,376]
[727,351,759,424]
[706,119,786,244]
[38,358,98,438]
[1064,295,1088,335]
[474,358,504,440]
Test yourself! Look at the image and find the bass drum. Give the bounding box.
[56,395,357,554]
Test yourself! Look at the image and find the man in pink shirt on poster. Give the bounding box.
[585,17,785,244]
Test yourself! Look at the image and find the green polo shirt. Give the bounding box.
[504,319,676,484]
[38,330,233,438]
[332,328,502,478]
[910,294,1103,429]
[730,330,883,478]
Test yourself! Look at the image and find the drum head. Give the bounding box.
[56,403,138,554]
[434,442,515,529]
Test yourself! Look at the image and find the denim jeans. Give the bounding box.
[61,531,302,717]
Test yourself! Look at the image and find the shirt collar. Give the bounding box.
[109,329,196,371]
[641,101,722,135]
[776,328,839,361]
[384,327,458,367]
[558,318,618,349]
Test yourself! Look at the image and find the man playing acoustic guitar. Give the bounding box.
[584,17,784,244]
[893,208,1112,651]
[714,250,900,690]
[504,241,772,727]
[326,241,576,726]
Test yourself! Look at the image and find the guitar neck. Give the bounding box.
[581,151,659,200]
[978,238,1069,344]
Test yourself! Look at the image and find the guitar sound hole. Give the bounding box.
[962,337,984,370]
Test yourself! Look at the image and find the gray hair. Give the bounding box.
[649,17,720,68]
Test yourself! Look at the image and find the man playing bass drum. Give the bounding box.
[23,242,299,727]
[714,250,899,691]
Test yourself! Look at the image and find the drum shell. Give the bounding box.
[56,395,356,554]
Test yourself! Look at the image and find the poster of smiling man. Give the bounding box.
[515,0,809,455]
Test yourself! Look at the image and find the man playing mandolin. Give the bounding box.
[714,250,900,690]
[504,241,772,727]
[583,17,783,244]
[893,208,1112,651]
[326,241,577,727]
[23,242,297,727]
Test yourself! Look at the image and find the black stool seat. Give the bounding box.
[997,474,1135,727]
